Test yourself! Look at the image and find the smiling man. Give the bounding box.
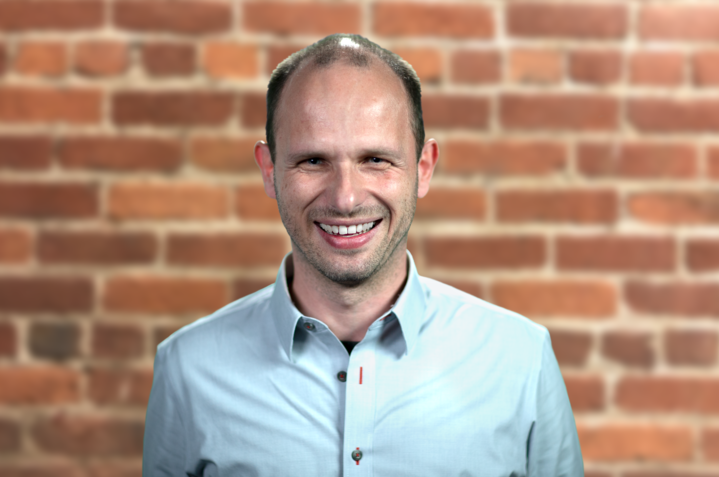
[143,34,583,477]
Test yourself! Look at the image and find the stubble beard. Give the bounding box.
[275,178,417,288]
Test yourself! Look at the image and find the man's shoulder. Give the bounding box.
[419,276,549,346]
[156,283,276,357]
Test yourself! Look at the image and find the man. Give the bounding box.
[143,34,583,476]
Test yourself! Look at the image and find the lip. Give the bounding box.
[314,218,381,227]
[315,219,382,250]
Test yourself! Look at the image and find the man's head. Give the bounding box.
[266,34,425,162]
[255,34,438,287]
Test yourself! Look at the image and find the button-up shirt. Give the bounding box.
[143,253,583,476]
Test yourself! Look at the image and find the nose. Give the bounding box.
[327,162,366,215]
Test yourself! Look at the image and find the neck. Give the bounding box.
[288,246,409,342]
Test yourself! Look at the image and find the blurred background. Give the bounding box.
[0,0,718,475]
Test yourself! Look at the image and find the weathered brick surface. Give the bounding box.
[425,236,544,269]
[60,137,181,172]
[0,0,718,471]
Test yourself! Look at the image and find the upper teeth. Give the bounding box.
[319,222,375,236]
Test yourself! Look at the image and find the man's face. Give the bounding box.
[260,60,434,286]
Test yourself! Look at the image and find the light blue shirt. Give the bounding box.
[143,252,583,476]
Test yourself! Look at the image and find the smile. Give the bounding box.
[317,221,377,237]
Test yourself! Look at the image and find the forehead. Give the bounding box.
[274,59,412,152]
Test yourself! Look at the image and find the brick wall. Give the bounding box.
[0,1,718,475]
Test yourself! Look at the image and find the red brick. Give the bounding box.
[153,325,180,348]
[497,190,617,224]
[501,94,618,131]
[86,463,142,477]
[509,49,562,84]
[60,136,181,172]
[239,92,266,128]
[245,2,360,35]
[75,41,129,77]
[112,91,234,126]
[687,239,719,272]
[89,368,153,407]
[392,47,442,83]
[425,236,545,269]
[0,87,101,124]
[629,192,719,224]
[0,1,103,31]
[29,322,79,360]
[617,377,719,413]
[233,278,275,300]
[491,281,616,318]
[0,277,92,312]
[602,331,654,369]
[641,5,719,41]
[556,236,675,272]
[0,44,5,74]
[548,329,592,366]
[0,366,79,404]
[15,41,67,76]
[630,52,685,86]
[564,375,604,412]
[415,188,485,220]
[665,329,718,366]
[694,51,719,86]
[443,140,565,175]
[108,182,228,220]
[92,323,144,359]
[167,233,287,268]
[142,42,195,77]
[508,3,627,39]
[0,229,31,263]
[0,418,20,451]
[569,50,621,85]
[577,424,693,462]
[711,149,719,180]
[625,281,719,317]
[190,137,258,172]
[266,45,303,75]
[203,42,258,79]
[0,182,97,218]
[629,99,719,132]
[450,50,500,84]
[0,136,52,169]
[32,414,144,456]
[374,3,492,38]
[704,428,719,461]
[115,1,231,34]
[578,142,697,179]
[236,184,281,222]
[422,95,489,129]
[39,231,157,265]
[0,322,16,357]
[104,276,227,314]
[0,464,85,477]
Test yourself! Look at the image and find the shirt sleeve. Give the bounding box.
[143,345,186,477]
[527,330,584,477]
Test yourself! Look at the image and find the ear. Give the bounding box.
[417,138,439,199]
[254,141,276,199]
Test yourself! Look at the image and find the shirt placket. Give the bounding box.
[342,323,381,477]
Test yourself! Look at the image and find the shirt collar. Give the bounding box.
[269,251,427,361]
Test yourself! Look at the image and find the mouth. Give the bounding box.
[316,220,379,238]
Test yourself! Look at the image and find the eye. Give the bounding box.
[306,157,323,165]
[367,157,386,164]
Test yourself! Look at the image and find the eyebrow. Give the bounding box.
[287,148,403,162]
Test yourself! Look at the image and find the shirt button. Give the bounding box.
[303,322,316,331]
[351,449,363,462]
[337,371,347,382]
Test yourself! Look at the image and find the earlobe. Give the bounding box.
[417,139,439,199]
[254,141,277,200]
